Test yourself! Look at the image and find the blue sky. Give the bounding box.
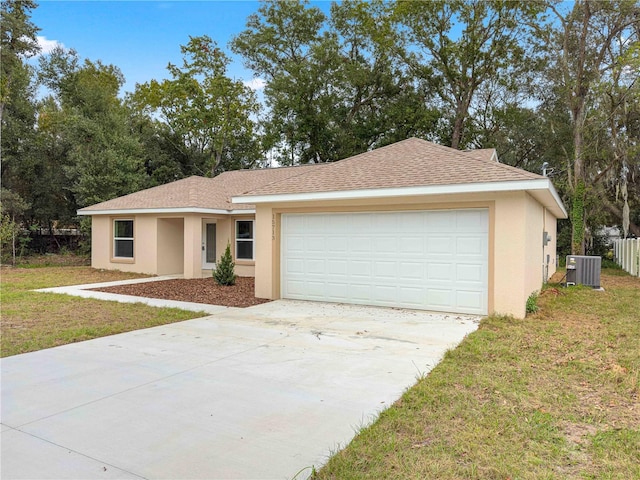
[32,1,332,95]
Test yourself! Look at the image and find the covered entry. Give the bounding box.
[281,209,489,314]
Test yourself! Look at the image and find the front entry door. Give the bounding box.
[202,222,217,269]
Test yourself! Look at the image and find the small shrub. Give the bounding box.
[213,242,237,286]
[526,291,540,315]
[601,257,622,270]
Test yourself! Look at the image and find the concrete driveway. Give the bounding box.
[1,300,479,480]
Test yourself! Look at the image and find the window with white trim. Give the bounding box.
[235,220,254,260]
[113,219,134,258]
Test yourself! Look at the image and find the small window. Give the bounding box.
[236,220,254,260]
[114,219,134,258]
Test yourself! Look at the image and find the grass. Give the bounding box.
[1,265,207,357]
[314,269,640,479]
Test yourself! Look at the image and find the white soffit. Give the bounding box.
[77,207,256,216]
[232,179,568,218]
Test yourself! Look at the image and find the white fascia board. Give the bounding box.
[233,179,563,207]
[546,182,568,218]
[77,207,255,216]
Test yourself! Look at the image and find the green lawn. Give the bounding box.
[314,270,640,479]
[1,266,206,357]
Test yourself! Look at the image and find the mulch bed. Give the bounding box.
[92,276,271,308]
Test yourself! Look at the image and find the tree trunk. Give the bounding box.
[567,0,592,255]
[11,215,17,267]
[450,114,464,150]
[571,180,586,255]
[595,183,640,237]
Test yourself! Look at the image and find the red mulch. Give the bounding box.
[92,276,270,308]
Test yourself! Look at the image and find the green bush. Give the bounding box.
[213,242,237,286]
[526,291,540,315]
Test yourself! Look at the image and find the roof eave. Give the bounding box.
[77,207,256,216]
[232,179,568,218]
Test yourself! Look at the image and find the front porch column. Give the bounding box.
[183,214,202,279]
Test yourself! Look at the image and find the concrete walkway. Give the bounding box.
[35,276,234,315]
[2,299,480,479]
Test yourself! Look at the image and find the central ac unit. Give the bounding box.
[566,255,601,288]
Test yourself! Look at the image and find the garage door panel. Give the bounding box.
[399,237,424,255]
[457,290,483,310]
[306,259,325,274]
[284,259,305,274]
[426,210,456,230]
[428,262,453,281]
[399,286,425,305]
[374,261,397,279]
[326,236,348,253]
[399,212,425,231]
[325,214,349,230]
[285,280,306,296]
[327,259,348,275]
[305,236,325,253]
[399,261,425,280]
[326,282,349,300]
[376,214,398,232]
[350,284,372,301]
[456,210,489,232]
[350,237,373,254]
[372,284,398,302]
[374,236,397,253]
[304,215,325,233]
[286,215,305,232]
[456,237,485,256]
[352,214,373,230]
[305,281,326,298]
[287,235,305,252]
[456,264,483,282]
[426,288,454,307]
[427,237,454,254]
[349,260,371,277]
[282,210,488,315]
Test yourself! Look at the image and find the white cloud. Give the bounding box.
[37,36,64,55]
[243,78,267,91]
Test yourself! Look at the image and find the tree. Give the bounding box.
[213,242,236,286]
[0,188,30,265]
[130,35,262,176]
[0,0,39,122]
[542,0,640,252]
[232,0,437,164]
[0,0,54,247]
[393,0,544,149]
[38,48,146,208]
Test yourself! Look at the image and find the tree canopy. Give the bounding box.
[1,0,639,259]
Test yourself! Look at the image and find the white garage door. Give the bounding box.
[281,210,488,315]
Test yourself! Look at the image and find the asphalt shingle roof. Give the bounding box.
[78,165,317,212]
[240,138,541,197]
[79,138,543,213]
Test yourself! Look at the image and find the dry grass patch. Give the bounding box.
[1,266,205,357]
[314,271,640,479]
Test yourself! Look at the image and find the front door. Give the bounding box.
[202,222,217,269]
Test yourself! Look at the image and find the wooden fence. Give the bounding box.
[613,238,640,277]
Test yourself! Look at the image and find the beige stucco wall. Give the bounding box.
[524,194,545,304]
[213,216,255,277]
[544,207,558,279]
[157,218,184,275]
[90,215,158,275]
[254,191,559,318]
[90,213,255,279]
